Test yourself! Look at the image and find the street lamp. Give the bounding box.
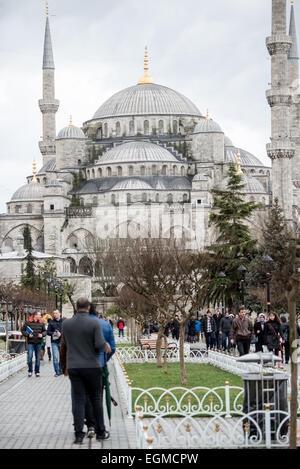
[1,300,7,321]
[237,264,247,305]
[262,255,274,315]
[218,272,226,314]
[7,301,13,330]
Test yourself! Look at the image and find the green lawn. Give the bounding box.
[124,363,244,415]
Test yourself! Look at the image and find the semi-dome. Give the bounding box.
[112,178,153,191]
[217,174,266,194]
[38,157,56,174]
[225,147,264,167]
[98,141,180,164]
[93,83,202,119]
[224,135,234,147]
[11,183,44,201]
[193,118,223,134]
[57,124,85,140]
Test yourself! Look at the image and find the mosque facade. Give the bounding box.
[0,0,298,310]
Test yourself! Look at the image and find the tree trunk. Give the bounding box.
[163,335,168,374]
[287,292,298,449]
[179,322,187,386]
[156,330,163,368]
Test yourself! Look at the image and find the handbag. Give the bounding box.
[268,323,283,352]
[251,336,258,344]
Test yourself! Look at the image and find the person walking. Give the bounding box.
[265,312,283,366]
[213,309,223,350]
[170,319,180,341]
[230,306,253,357]
[45,325,52,361]
[187,317,197,343]
[117,317,125,337]
[253,313,267,353]
[219,311,232,352]
[61,297,111,444]
[201,310,217,350]
[195,318,201,342]
[47,310,64,377]
[21,311,47,377]
[280,316,290,364]
[84,303,116,436]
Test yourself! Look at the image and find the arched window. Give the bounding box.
[67,257,77,274]
[129,120,134,135]
[92,196,98,206]
[87,170,90,179]
[162,165,167,176]
[27,204,32,214]
[78,159,82,166]
[43,177,47,184]
[104,123,108,138]
[158,120,164,134]
[69,235,78,249]
[3,238,13,252]
[155,193,159,203]
[173,120,178,134]
[144,120,149,135]
[152,165,157,176]
[128,166,134,176]
[117,166,122,176]
[94,261,102,277]
[78,257,93,276]
[140,166,146,176]
[107,167,112,176]
[183,193,188,202]
[173,166,178,176]
[127,193,131,204]
[98,168,102,177]
[142,193,147,203]
[167,194,173,203]
[181,166,185,176]
[92,169,95,179]
[116,121,121,136]
[35,236,44,252]
[262,197,266,205]
[111,194,116,205]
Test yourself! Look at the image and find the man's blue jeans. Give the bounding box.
[27,343,42,374]
[51,342,61,375]
[221,331,231,352]
[118,329,124,337]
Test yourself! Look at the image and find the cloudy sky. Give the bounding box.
[0,0,298,212]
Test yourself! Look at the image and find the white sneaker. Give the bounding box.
[28,372,32,377]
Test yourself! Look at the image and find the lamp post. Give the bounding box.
[7,301,13,331]
[262,255,274,315]
[237,264,247,305]
[1,300,8,353]
[218,272,226,314]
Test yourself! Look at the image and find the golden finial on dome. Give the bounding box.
[138,46,154,85]
[291,0,294,5]
[32,160,38,184]
[206,109,210,120]
[46,2,49,17]
[236,149,243,176]
[69,115,73,126]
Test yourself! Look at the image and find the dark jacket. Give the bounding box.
[47,317,64,344]
[213,313,223,332]
[230,316,253,340]
[220,316,232,333]
[188,319,196,336]
[62,311,108,369]
[21,316,47,344]
[265,320,282,350]
[254,321,267,345]
[201,316,217,334]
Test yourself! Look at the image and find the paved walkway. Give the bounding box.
[0,358,136,449]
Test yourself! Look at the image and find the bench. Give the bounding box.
[139,338,178,351]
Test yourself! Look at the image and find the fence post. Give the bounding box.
[264,403,271,449]
[225,381,231,418]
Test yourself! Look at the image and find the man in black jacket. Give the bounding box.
[47,310,64,377]
[220,311,232,352]
[21,311,47,377]
[62,297,111,444]
[201,311,217,350]
[213,309,223,350]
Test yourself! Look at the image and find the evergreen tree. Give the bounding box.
[203,163,259,309]
[22,225,35,288]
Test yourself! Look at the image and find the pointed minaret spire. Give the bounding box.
[289,0,299,61]
[38,4,59,165]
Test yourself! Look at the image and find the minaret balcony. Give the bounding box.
[39,139,56,155]
[266,140,295,160]
[266,88,292,106]
[266,35,292,56]
[38,99,60,114]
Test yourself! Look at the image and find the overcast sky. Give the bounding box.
[0,0,298,212]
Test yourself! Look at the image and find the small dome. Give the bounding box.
[224,135,234,147]
[193,118,223,134]
[11,183,44,201]
[57,125,85,140]
[112,178,153,191]
[216,174,266,194]
[225,147,264,167]
[93,83,202,119]
[98,141,180,164]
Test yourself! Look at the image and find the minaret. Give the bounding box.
[266,0,295,220]
[38,3,59,165]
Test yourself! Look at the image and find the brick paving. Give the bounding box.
[0,357,136,449]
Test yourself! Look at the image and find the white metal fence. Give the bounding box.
[0,353,27,382]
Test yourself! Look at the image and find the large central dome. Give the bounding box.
[93,83,202,119]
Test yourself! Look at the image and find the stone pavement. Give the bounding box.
[0,357,136,449]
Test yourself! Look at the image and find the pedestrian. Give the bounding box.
[280,316,290,364]
[230,306,253,357]
[187,316,197,343]
[45,324,52,361]
[117,317,125,337]
[201,310,217,350]
[21,311,47,377]
[170,319,179,340]
[195,318,201,342]
[219,311,232,352]
[47,310,64,377]
[213,308,223,350]
[254,313,267,352]
[84,303,116,436]
[61,297,111,444]
[265,312,283,366]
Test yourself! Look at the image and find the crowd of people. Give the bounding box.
[21,299,117,444]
